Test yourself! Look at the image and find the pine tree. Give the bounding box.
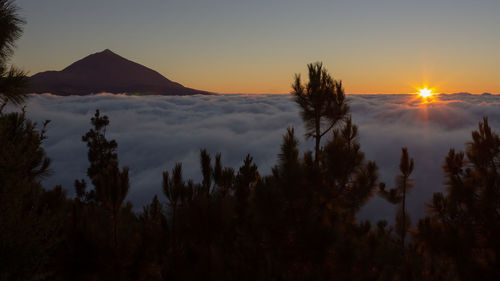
[323,117,380,217]
[212,153,235,197]
[417,118,500,281]
[162,162,184,246]
[235,154,259,217]
[0,0,27,105]
[379,147,414,252]
[0,109,63,280]
[138,195,168,279]
[291,62,348,166]
[200,149,213,196]
[81,110,118,191]
[80,110,130,248]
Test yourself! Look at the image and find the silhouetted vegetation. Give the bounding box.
[379,147,414,253]
[0,0,27,105]
[3,85,500,281]
[415,117,500,281]
[292,62,348,166]
[1,2,500,280]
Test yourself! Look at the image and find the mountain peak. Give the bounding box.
[28,50,211,96]
[94,49,119,57]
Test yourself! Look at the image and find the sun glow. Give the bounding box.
[418,88,433,98]
[414,86,439,104]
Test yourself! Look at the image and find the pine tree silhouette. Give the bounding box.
[0,0,27,105]
[323,116,380,217]
[163,162,185,247]
[80,110,130,249]
[379,147,414,253]
[200,149,213,196]
[0,110,63,280]
[417,117,500,281]
[291,62,348,166]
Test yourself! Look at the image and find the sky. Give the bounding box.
[10,0,500,94]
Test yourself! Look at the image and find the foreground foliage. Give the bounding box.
[0,0,27,105]
[2,101,499,281]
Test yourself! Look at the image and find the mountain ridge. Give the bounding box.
[28,49,212,96]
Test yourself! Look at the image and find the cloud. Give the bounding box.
[6,93,500,222]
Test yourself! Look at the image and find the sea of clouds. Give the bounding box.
[7,93,500,222]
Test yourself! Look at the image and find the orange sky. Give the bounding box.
[12,0,500,95]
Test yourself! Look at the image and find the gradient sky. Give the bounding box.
[10,0,500,94]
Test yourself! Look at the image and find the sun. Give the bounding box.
[414,86,439,104]
[418,88,433,98]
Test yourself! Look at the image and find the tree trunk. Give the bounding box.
[314,115,321,167]
[113,209,118,249]
[172,205,176,248]
[401,176,407,255]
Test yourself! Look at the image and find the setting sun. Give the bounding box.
[418,88,433,98]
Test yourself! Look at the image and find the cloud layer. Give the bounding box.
[7,93,500,222]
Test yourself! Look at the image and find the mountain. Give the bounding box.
[28,49,212,96]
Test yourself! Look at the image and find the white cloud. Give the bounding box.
[6,93,500,222]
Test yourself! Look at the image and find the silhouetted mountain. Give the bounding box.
[28,49,212,96]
